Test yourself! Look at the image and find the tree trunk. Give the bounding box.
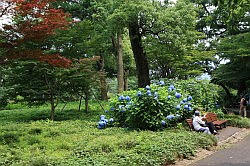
[50,96,55,121]
[98,56,108,100]
[78,95,83,112]
[85,94,89,113]
[128,23,150,88]
[124,69,129,91]
[237,81,247,97]
[117,33,124,93]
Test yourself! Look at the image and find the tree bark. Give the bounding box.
[124,69,129,91]
[78,95,83,112]
[117,32,124,93]
[98,56,108,100]
[85,94,89,113]
[237,81,247,97]
[50,96,55,121]
[128,23,150,88]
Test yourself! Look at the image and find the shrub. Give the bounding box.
[104,79,222,131]
[29,157,49,166]
[26,136,41,145]
[28,128,42,135]
[225,114,250,128]
[0,133,19,145]
[107,81,194,130]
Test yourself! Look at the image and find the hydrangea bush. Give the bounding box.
[100,79,221,131]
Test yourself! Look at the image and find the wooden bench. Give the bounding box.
[204,112,228,129]
[185,118,205,133]
[185,118,195,131]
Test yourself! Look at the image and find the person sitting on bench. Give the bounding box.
[193,110,217,135]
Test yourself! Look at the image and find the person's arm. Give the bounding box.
[197,117,206,125]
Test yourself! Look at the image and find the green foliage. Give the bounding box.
[174,79,221,111]
[0,102,219,165]
[225,114,250,128]
[28,128,43,135]
[0,133,19,145]
[213,32,250,96]
[107,79,221,130]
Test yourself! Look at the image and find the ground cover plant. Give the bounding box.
[1,79,249,165]
[0,102,218,166]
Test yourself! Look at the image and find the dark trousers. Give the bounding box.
[205,122,216,134]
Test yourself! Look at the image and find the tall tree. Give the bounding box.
[112,0,199,87]
[213,32,250,96]
[189,0,249,102]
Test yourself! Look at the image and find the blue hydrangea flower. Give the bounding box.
[98,121,106,129]
[180,101,184,105]
[127,102,132,105]
[109,118,114,122]
[146,90,152,96]
[100,115,105,120]
[137,91,142,96]
[184,105,189,109]
[188,107,192,111]
[176,105,181,110]
[166,115,175,120]
[167,95,171,100]
[154,92,158,97]
[187,96,192,101]
[159,81,165,86]
[145,85,151,90]
[169,85,175,90]
[161,120,166,126]
[175,93,182,99]
[125,96,131,101]
[118,105,124,109]
[105,110,108,113]
[183,98,187,102]
[110,107,115,111]
[118,95,125,100]
[187,102,191,106]
[168,87,172,92]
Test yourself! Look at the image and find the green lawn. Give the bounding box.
[0,102,218,166]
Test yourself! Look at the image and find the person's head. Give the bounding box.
[194,110,200,116]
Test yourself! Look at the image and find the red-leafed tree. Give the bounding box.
[0,0,73,120]
[0,0,72,67]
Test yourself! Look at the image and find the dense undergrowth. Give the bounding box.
[0,102,219,166]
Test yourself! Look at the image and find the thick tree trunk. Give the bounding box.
[128,23,150,88]
[117,33,124,93]
[99,73,108,100]
[211,78,233,107]
[238,81,247,97]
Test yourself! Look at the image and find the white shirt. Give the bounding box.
[192,116,206,131]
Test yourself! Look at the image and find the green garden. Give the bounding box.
[0,0,249,165]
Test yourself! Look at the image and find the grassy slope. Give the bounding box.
[0,102,217,166]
